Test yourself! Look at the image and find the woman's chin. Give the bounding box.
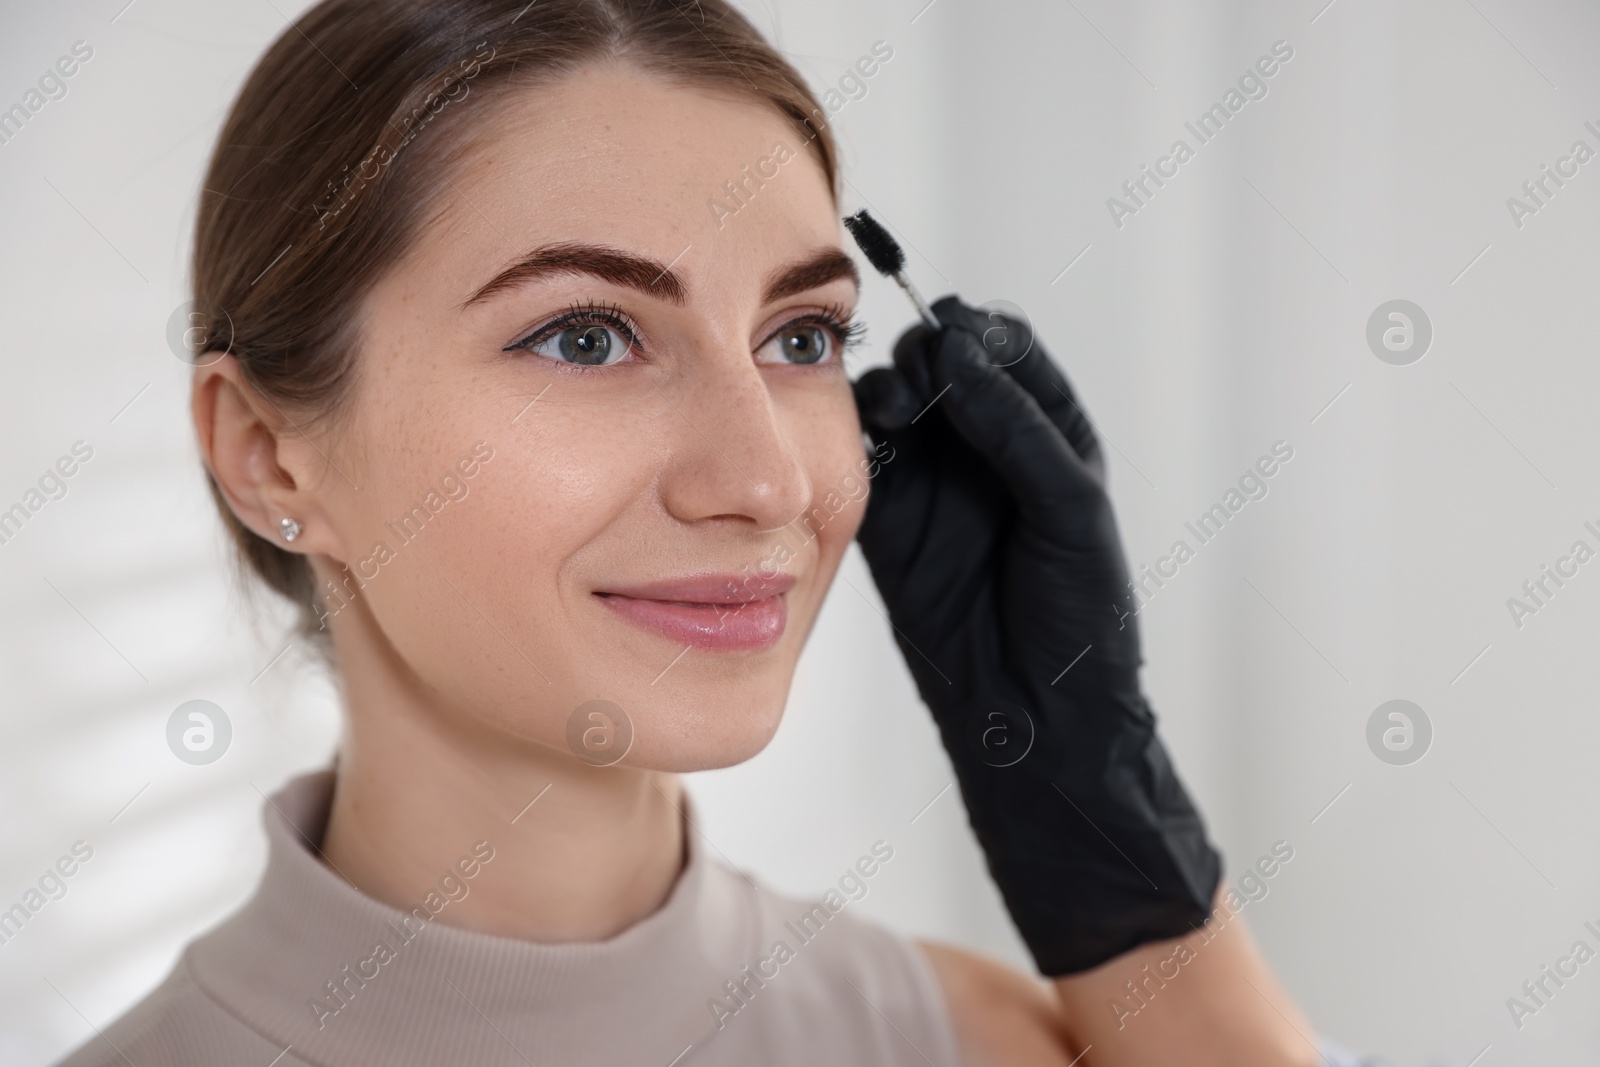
[613,701,787,773]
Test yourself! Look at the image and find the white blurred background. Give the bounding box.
[4,0,1599,1063]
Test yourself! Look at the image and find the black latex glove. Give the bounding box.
[853,295,1221,976]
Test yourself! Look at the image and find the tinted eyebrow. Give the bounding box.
[462,242,687,308]
[762,248,860,304]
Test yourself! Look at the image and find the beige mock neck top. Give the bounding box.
[56,771,963,1067]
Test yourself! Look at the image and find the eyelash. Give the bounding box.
[502,300,641,358]
[502,301,866,365]
[765,303,868,357]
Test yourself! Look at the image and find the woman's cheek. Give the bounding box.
[789,385,869,562]
[469,414,662,571]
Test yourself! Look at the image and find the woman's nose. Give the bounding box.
[654,354,813,534]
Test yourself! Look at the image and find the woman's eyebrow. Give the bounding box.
[460,243,859,311]
[762,248,860,304]
[461,242,688,309]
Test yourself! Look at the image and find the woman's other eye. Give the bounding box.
[520,323,632,366]
[757,323,838,366]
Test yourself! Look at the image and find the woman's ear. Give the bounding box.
[191,355,354,562]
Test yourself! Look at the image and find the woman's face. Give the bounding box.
[313,63,869,771]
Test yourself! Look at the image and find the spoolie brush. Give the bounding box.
[842,210,940,330]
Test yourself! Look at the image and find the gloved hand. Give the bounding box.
[853,295,1221,976]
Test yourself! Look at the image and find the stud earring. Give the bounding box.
[279,517,302,543]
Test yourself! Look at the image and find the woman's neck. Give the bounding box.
[318,616,687,944]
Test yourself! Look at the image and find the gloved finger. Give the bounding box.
[923,326,1109,540]
[928,296,1106,482]
[929,297,1035,371]
[852,365,923,434]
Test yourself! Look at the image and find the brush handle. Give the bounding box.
[894,273,941,331]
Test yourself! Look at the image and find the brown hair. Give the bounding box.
[193,0,839,643]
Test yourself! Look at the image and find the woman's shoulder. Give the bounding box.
[724,865,1076,1065]
[704,858,965,1065]
[52,961,302,1067]
[916,940,1080,1066]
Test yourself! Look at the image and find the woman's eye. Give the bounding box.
[759,324,833,366]
[521,323,631,366]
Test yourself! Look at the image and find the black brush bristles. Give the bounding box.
[843,209,939,329]
[843,210,905,277]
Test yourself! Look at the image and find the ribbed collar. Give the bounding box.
[186,771,757,1067]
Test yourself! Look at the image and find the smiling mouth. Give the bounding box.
[594,573,795,652]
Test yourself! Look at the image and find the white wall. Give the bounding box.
[4,1,1599,1064]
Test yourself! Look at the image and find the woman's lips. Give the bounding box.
[595,573,795,652]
